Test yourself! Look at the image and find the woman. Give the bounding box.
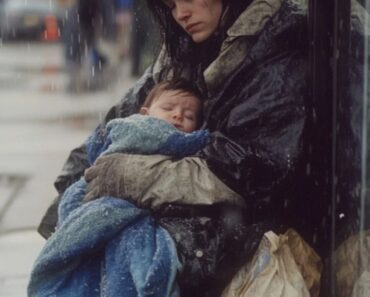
[39,0,321,295]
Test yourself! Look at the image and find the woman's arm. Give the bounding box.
[200,51,309,222]
[83,154,243,207]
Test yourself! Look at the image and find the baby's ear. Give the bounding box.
[139,107,148,115]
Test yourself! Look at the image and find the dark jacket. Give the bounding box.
[38,0,326,296]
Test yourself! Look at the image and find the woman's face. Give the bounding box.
[162,0,223,43]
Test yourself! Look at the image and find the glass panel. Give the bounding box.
[333,1,370,296]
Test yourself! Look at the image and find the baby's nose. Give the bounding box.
[172,111,182,119]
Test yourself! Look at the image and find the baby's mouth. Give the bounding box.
[173,123,183,130]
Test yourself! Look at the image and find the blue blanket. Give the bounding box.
[28,115,209,297]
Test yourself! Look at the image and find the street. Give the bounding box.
[0,41,134,296]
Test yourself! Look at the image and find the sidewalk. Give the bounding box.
[0,70,135,234]
[0,231,44,296]
[0,42,135,296]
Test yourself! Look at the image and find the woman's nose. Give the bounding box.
[174,3,191,22]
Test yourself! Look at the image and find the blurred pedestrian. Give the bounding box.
[61,0,132,92]
[115,0,133,60]
[61,2,86,92]
[130,0,160,77]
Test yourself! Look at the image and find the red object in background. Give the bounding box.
[42,15,60,41]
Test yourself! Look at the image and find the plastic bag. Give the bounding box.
[351,270,370,297]
[221,229,322,297]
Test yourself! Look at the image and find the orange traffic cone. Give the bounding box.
[42,15,60,42]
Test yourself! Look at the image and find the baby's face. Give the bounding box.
[140,90,201,133]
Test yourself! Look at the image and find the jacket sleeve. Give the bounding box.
[88,154,243,209]
[37,67,155,238]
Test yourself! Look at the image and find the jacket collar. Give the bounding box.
[226,0,284,39]
[204,0,308,95]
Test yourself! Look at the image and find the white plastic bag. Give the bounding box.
[222,229,322,297]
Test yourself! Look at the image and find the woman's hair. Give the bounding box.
[142,78,203,108]
[146,0,252,76]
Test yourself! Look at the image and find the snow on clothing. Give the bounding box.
[37,0,328,296]
[29,196,180,297]
[29,115,242,297]
[86,114,210,163]
[84,115,242,210]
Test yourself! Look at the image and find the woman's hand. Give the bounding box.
[84,154,126,202]
[83,152,242,208]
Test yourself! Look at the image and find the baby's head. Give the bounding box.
[140,79,203,133]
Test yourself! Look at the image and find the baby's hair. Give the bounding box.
[142,78,203,108]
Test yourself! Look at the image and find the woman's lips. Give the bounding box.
[186,23,201,33]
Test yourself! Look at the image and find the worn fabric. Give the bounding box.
[84,114,242,208]
[87,114,209,162]
[39,0,316,296]
[29,196,180,297]
[204,0,284,95]
[87,154,244,209]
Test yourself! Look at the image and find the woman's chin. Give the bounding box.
[191,32,212,43]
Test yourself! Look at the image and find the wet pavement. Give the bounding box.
[0,41,134,296]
